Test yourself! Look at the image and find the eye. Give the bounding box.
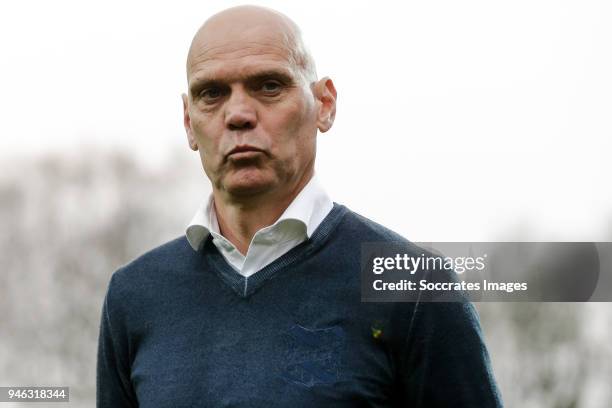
[199,87,223,103]
[260,80,282,95]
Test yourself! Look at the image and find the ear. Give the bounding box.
[313,77,337,133]
[182,93,198,151]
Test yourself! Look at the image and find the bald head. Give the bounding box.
[181,4,338,211]
[186,5,317,85]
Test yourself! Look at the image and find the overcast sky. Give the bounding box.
[1,0,611,241]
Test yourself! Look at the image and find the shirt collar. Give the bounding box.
[185,175,333,251]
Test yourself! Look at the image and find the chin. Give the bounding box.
[223,172,276,197]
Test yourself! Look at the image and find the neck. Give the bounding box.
[213,170,313,255]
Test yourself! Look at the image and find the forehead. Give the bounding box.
[188,38,297,84]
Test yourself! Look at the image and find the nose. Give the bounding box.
[224,87,257,131]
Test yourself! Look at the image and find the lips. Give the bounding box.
[227,145,264,157]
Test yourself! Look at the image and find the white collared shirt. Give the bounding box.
[186,176,334,278]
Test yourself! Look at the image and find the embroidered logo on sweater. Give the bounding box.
[281,324,345,387]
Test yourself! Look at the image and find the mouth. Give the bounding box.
[226,145,265,160]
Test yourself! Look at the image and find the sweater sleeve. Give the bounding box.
[96,273,139,408]
[397,299,503,407]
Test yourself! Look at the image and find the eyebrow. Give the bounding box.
[189,70,295,96]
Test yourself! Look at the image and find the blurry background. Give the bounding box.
[1,0,611,406]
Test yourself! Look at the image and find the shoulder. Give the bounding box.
[332,203,438,267]
[109,235,196,290]
[335,202,409,243]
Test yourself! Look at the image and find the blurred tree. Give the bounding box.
[0,148,204,407]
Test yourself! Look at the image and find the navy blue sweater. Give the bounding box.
[97,203,502,407]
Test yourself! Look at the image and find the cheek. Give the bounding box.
[267,97,316,149]
[190,111,222,154]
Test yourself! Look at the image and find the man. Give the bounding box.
[97,5,503,407]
